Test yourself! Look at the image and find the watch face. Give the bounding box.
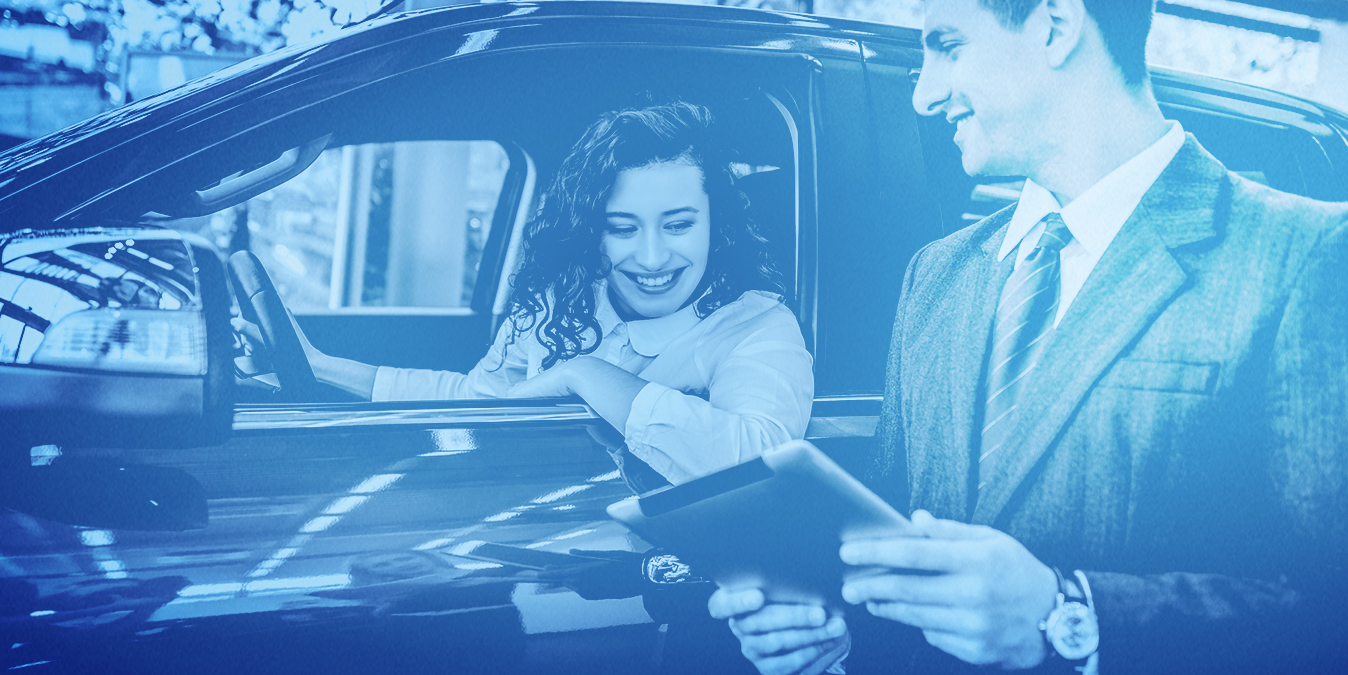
[1046,601,1100,661]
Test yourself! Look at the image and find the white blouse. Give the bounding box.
[371,283,814,484]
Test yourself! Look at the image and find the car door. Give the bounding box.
[1,12,877,672]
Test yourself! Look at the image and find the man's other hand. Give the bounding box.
[839,510,1058,669]
[708,587,850,675]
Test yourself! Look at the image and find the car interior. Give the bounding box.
[132,46,809,402]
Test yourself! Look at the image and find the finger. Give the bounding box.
[841,572,970,606]
[863,601,973,634]
[507,375,548,398]
[738,615,845,657]
[840,537,974,571]
[709,587,765,619]
[230,318,264,345]
[730,604,827,635]
[908,511,995,541]
[749,632,849,675]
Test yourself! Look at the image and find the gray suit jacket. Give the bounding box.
[866,135,1348,673]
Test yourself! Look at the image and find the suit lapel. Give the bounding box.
[910,211,1014,520]
[970,136,1228,526]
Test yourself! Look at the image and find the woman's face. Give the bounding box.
[601,161,711,319]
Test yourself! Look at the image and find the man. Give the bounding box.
[711,0,1348,673]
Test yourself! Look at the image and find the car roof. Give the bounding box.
[1,1,1343,228]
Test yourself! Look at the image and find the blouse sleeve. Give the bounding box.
[371,318,531,401]
[621,302,814,484]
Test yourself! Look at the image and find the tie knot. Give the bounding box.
[1035,213,1072,254]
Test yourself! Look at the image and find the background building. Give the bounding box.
[1,0,1346,149]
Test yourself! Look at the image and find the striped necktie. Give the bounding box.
[979,213,1073,491]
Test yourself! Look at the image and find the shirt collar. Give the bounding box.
[593,279,704,358]
[997,120,1186,261]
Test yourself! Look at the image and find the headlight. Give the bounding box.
[30,308,207,376]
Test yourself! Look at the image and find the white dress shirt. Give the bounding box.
[998,121,1186,326]
[372,281,814,484]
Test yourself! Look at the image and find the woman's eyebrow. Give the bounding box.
[604,207,700,219]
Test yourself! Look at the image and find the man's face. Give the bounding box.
[912,0,1052,178]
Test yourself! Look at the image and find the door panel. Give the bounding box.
[3,412,656,673]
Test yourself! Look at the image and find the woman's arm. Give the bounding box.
[234,313,379,399]
[506,356,648,426]
[620,325,814,483]
[508,302,814,484]
[370,318,531,401]
[310,352,379,399]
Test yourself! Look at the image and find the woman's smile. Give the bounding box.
[625,267,686,291]
[602,161,711,318]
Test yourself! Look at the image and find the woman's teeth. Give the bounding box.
[637,273,674,287]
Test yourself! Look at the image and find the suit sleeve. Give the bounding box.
[1083,217,1348,674]
[864,241,938,510]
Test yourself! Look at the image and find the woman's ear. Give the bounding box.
[1042,0,1087,69]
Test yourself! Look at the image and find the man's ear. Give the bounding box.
[1042,0,1087,69]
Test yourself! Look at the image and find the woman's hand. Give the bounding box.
[506,359,582,398]
[231,313,377,399]
[507,357,648,433]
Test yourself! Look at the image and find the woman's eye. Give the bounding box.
[605,224,637,237]
[664,220,694,234]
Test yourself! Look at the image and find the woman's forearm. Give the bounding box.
[563,357,649,432]
[311,352,378,400]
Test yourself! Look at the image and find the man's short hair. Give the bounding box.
[977,0,1154,87]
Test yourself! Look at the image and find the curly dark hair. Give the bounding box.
[507,101,783,370]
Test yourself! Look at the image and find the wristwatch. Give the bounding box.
[1039,568,1099,663]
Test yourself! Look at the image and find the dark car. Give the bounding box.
[2,3,1346,673]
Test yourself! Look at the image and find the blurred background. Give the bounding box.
[2,0,1347,150]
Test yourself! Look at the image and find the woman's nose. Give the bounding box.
[635,229,671,269]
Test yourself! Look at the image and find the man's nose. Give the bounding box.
[911,66,948,117]
[636,229,671,269]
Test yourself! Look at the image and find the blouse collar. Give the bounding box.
[594,280,704,358]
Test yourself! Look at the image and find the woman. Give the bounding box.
[297,101,812,486]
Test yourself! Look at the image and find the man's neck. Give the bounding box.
[1032,83,1171,206]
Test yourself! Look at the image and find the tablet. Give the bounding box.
[606,440,911,608]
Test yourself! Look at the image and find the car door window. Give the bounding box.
[168,140,511,312]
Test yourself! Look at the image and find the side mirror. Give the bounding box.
[0,227,234,450]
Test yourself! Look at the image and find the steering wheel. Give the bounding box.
[228,250,319,400]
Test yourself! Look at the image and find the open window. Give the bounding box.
[88,44,810,398]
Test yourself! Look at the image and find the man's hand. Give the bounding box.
[709,587,850,675]
[839,510,1058,669]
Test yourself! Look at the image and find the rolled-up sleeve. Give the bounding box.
[623,305,814,484]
